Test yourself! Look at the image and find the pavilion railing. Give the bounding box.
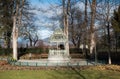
[49,50,66,56]
[7,59,106,67]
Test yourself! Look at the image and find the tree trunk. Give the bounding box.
[90,33,95,54]
[90,0,96,54]
[29,37,33,47]
[12,16,18,60]
[33,35,38,47]
[65,14,69,56]
[62,0,70,56]
[107,22,111,64]
[115,32,117,55]
[106,1,111,64]
[83,0,88,56]
[12,0,24,60]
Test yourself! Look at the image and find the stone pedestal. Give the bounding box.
[48,50,69,63]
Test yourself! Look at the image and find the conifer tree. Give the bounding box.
[111,6,120,48]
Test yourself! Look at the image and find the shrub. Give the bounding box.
[70,48,82,54]
[0,48,12,56]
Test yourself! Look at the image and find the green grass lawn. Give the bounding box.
[0,69,120,79]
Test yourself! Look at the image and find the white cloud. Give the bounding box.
[29,1,62,39]
[38,29,53,39]
[30,1,86,40]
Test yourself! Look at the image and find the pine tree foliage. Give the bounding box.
[0,0,13,48]
[111,6,120,32]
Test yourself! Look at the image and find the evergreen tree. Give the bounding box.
[0,0,13,48]
[111,6,120,48]
[111,6,120,32]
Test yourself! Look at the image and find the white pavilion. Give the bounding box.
[48,28,70,63]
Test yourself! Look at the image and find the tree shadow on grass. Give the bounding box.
[45,66,86,79]
[69,66,86,79]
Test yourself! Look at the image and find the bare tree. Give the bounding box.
[95,0,120,64]
[106,0,111,64]
[62,0,70,56]
[88,0,96,55]
[69,7,83,48]
[12,0,25,60]
[25,27,39,47]
[82,0,88,56]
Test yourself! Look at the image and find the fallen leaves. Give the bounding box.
[89,65,120,72]
[0,60,120,71]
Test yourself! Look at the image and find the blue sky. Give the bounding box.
[30,0,59,6]
[29,0,58,39]
[29,0,85,40]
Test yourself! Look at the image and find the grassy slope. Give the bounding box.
[0,69,120,79]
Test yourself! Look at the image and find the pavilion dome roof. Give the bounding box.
[50,28,67,42]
